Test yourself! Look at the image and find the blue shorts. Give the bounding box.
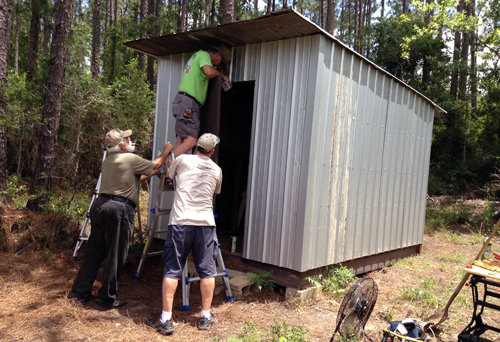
[163,225,218,279]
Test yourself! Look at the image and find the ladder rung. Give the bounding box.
[78,237,89,241]
[156,209,171,215]
[152,230,169,236]
[186,271,228,284]
[146,251,163,257]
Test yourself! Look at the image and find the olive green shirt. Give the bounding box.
[99,152,155,206]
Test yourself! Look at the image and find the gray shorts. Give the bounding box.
[163,225,218,279]
[172,93,201,139]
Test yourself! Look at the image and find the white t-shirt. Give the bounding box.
[168,154,222,226]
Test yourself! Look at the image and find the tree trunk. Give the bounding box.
[325,0,335,34]
[459,1,470,96]
[155,0,161,35]
[283,0,287,9]
[138,0,147,71]
[14,0,20,74]
[27,0,74,211]
[27,0,40,84]
[147,0,156,90]
[381,0,384,18]
[223,0,235,23]
[91,0,101,79]
[450,0,462,99]
[210,0,215,24]
[319,0,324,28]
[178,0,186,32]
[0,0,13,195]
[205,0,211,25]
[266,0,271,13]
[42,16,51,54]
[402,0,407,14]
[109,0,117,82]
[470,0,477,109]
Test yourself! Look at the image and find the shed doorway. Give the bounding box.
[214,81,255,255]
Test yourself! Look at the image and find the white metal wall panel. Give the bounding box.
[298,35,435,271]
[242,36,318,271]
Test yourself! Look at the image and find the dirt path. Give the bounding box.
[1,234,499,341]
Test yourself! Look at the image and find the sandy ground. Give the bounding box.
[1,201,500,341]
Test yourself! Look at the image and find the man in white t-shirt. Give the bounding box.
[146,133,222,335]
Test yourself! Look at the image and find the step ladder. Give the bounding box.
[134,154,233,309]
[182,243,234,311]
[73,148,143,258]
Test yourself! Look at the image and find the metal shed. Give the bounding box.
[124,10,444,287]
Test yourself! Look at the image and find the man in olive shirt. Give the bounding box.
[72,128,173,311]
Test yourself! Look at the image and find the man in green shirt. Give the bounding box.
[172,45,232,157]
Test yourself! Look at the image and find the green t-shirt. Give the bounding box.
[99,153,155,206]
[178,50,213,106]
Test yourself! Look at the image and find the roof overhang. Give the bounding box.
[123,9,446,116]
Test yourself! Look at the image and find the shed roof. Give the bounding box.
[123,9,445,114]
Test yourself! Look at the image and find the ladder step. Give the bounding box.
[185,271,228,284]
[152,230,169,236]
[146,251,163,257]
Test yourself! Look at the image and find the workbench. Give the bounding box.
[458,266,500,342]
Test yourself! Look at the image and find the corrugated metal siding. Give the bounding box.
[149,34,435,273]
[242,36,318,270]
[299,35,434,271]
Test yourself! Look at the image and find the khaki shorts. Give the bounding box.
[172,93,201,139]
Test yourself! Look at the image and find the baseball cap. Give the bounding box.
[197,133,220,152]
[105,129,132,147]
[215,44,232,64]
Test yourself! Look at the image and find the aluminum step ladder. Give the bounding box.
[134,167,173,279]
[134,154,234,309]
[73,147,143,258]
[182,242,234,311]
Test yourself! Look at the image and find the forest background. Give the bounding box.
[0,0,500,212]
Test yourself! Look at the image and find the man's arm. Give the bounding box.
[140,142,173,182]
[202,65,231,84]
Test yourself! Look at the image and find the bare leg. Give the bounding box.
[173,136,197,157]
[199,277,215,311]
[162,277,179,312]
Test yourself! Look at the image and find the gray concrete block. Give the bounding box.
[226,268,246,279]
[285,285,323,300]
[229,274,254,296]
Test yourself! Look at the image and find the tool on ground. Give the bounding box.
[426,218,500,326]
[330,277,378,342]
[72,147,143,258]
[134,152,233,309]
[382,319,434,342]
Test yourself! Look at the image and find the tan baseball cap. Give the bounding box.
[215,44,232,64]
[105,129,132,147]
[197,133,220,152]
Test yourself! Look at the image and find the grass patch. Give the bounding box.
[306,264,357,297]
[400,276,443,308]
[224,320,309,342]
[437,249,467,263]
